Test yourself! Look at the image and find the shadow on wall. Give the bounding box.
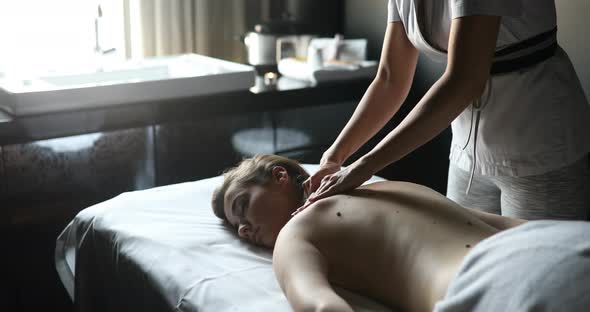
[556,0,590,101]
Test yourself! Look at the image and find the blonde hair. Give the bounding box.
[211,155,309,224]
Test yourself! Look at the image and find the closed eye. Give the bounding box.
[236,195,250,223]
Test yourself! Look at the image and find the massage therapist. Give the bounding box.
[299,0,590,220]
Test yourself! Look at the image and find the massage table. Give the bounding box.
[55,164,393,311]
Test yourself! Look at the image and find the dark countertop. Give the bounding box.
[0,76,371,146]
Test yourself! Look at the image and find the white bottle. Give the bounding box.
[307,46,324,71]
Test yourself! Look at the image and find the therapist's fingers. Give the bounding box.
[291,193,317,216]
[321,176,335,191]
[302,178,311,193]
[292,176,342,217]
[306,163,341,194]
[292,177,330,217]
[311,183,339,203]
[292,178,335,217]
[302,176,315,194]
[308,173,327,194]
[291,202,310,216]
[310,175,332,199]
[309,175,339,202]
[303,175,319,195]
[292,166,343,217]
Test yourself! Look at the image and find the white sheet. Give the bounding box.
[55,164,393,312]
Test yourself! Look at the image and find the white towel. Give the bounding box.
[434,220,590,311]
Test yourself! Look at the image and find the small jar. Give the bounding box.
[307,46,324,70]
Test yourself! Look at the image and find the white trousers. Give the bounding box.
[446,155,590,220]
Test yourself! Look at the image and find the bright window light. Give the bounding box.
[0,0,124,76]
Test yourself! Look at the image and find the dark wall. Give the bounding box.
[344,0,451,193]
[269,0,345,36]
[555,0,590,100]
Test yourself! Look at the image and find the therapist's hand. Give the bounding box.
[303,160,341,195]
[293,159,375,216]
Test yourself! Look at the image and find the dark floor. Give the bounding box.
[4,219,75,312]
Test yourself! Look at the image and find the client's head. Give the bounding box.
[211,155,309,248]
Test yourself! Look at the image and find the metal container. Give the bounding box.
[244,31,279,66]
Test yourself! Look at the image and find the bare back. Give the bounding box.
[274,181,506,311]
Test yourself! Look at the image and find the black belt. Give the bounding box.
[490,27,558,75]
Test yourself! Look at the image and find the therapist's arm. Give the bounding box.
[273,227,353,312]
[323,21,419,165]
[358,15,501,174]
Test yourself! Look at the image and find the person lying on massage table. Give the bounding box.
[211,155,590,312]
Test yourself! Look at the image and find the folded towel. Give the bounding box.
[278,58,377,83]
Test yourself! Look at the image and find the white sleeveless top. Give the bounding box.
[388,0,590,176]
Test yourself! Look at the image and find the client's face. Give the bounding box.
[223,168,299,248]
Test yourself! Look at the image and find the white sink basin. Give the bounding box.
[0,54,255,116]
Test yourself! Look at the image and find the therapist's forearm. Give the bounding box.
[360,73,481,173]
[324,21,419,166]
[325,76,412,165]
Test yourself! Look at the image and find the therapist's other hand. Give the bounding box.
[293,160,374,216]
[303,160,341,195]
[311,163,372,201]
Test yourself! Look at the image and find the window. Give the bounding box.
[0,0,125,76]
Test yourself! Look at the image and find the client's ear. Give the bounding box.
[271,166,289,185]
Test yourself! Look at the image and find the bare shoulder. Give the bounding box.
[277,197,341,241]
[273,219,313,270]
[273,213,354,312]
[273,210,328,278]
[275,215,310,247]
